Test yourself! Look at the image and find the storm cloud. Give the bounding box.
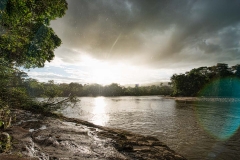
[51,0,240,68]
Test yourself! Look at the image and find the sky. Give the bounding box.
[27,0,240,85]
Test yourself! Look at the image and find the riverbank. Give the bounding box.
[164,96,198,102]
[0,109,186,160]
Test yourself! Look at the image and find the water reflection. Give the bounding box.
[62,96,240,159]
[195,100,240,141]
[92,97,109,126]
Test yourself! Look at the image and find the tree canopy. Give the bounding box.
[0,0,68,135]
[170,63,240,97]
[0,0,68,68]
[23,81,172,97]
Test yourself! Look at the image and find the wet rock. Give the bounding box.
[45,137,55,146]
[96,127,186,160]
[52,140,60,147]
[0,109,186,160]
[133,146,151,152]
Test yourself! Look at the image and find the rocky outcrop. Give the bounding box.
[97,129,186,160]
[0,109,186,160]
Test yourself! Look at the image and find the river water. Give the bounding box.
[62,96,240,160]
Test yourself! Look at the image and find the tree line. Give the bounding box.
[24,79,173,97]
[170,63,240,97]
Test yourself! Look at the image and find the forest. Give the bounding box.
[0,64,173,100]
[170,63,240,97]
[24,80,172,97]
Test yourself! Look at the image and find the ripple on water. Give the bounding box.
[61,96,240,160]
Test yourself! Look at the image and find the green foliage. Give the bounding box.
[0,59,69,128]
[42,80,62,99]
[170,63,240,97]
[0,59,31,108]
[0,132,11,153]
[0,0,67,68]
[0,98,14,155]
[0,0,68,136]
[0,1,68,153]
[24,78,43,97]
[103,83,123,96]
[198,78,240,97]
[0,101,12,129]
[25,81,172,97]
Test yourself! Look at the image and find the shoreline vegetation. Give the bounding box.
[24,80,173,97]
[1,1,240,159]
[22,63,240,99]
[171,63,240,97]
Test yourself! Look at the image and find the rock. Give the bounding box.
[0,132,11,152]
[96,128,186,159]
[52,140,59,147]
[0,109,187,160]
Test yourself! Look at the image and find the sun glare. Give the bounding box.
[92,97,109,126]
[77,54,173,85]
[93,97,106,114]
[80,54,126,85]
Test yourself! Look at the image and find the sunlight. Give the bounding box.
[80,54,126,85]
[91,68,113,85]
[92,97,109,126]
[61,53,176,85]
[93,97,106,114]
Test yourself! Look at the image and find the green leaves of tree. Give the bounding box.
[170,63,240,97]
[0,0,67,68]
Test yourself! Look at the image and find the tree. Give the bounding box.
[232,64,240,77]
[0,58,32,110]
[43,80,62,100]
[0,3,72,153]
[103,83,123,96]
[0,0,68,68]
[24,78,44,97]
[68,83,83,96]
[170,63,240,97]
[0,1,68,136]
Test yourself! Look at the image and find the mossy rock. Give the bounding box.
[0,132,11,153]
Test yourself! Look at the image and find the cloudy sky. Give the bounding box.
[28,0,240,85]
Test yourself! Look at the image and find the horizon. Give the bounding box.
[26,0,240,85]
[25,78,170,87]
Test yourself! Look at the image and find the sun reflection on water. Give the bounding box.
[92,97,109,126]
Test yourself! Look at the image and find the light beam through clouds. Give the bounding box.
[109,33,122,55]
[28,52,177,85]
[27,0,240,85]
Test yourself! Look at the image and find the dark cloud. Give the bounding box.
[51,0,240,67]
[198,41,222,54]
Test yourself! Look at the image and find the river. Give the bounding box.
[61,96,240,160]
